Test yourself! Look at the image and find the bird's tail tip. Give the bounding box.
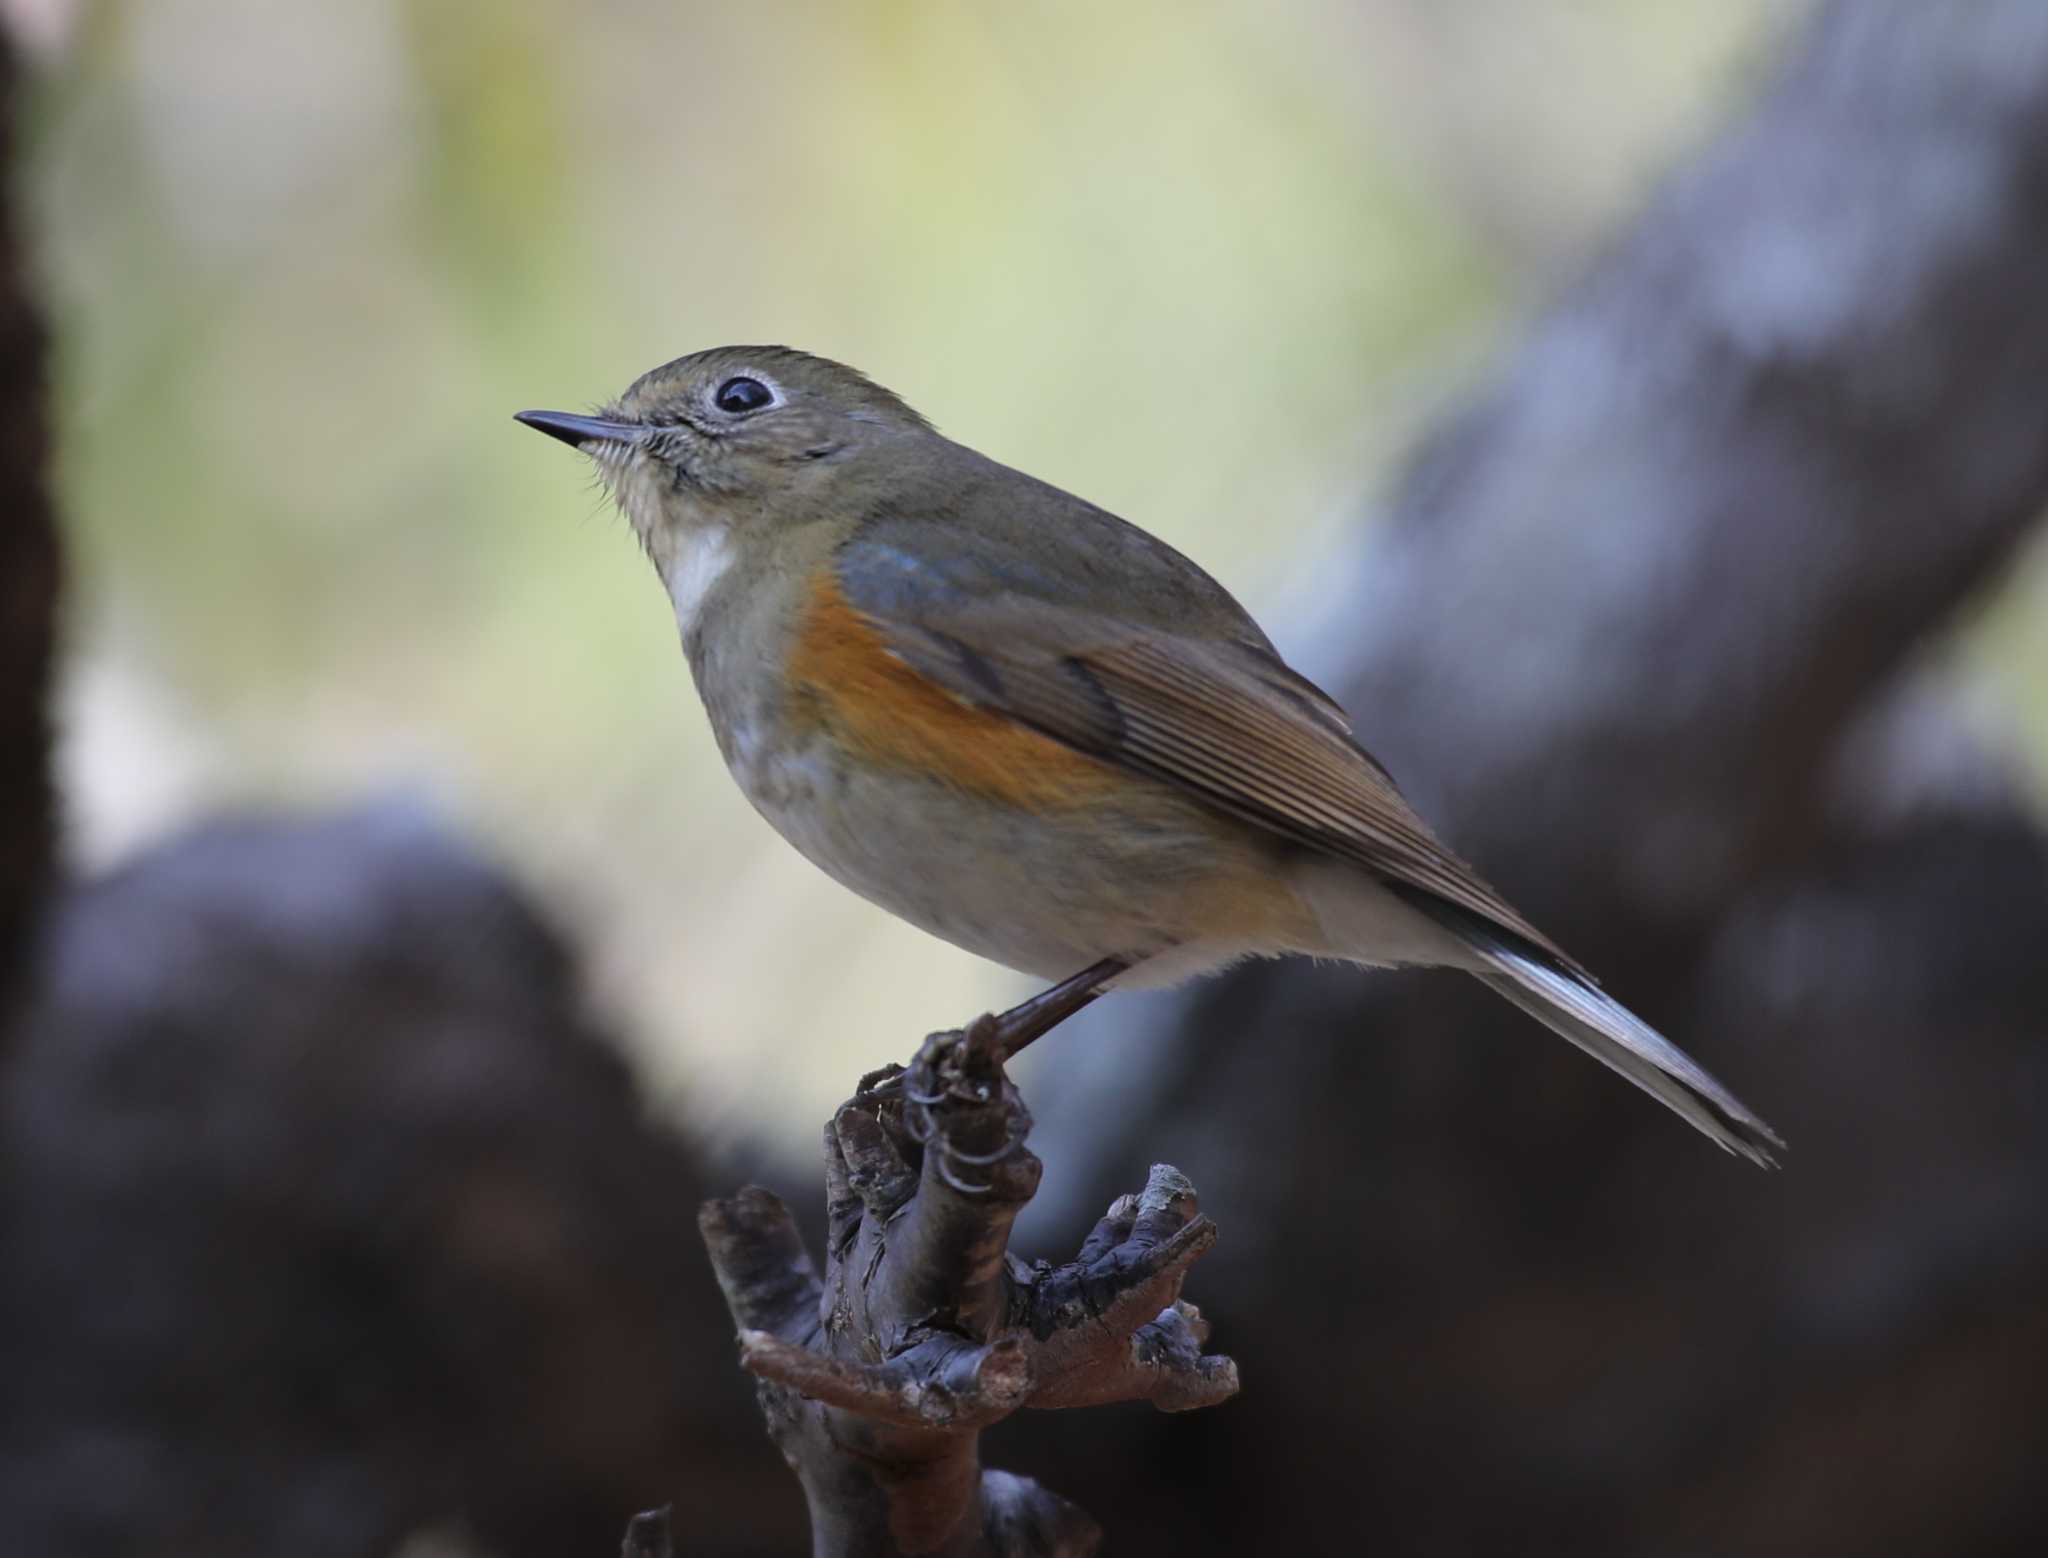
[1473,950,1784,1169]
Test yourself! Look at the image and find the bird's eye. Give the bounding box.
[714,376,774,414]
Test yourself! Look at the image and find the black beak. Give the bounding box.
[513,410,644,448]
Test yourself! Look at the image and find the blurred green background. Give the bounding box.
[32,0,2041,1150]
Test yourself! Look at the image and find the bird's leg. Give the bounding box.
[991,956,1129,1062]
[856,957,1130,1114]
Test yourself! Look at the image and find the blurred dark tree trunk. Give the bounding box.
[1005,3,2048,1553]
[0,31,59,1017]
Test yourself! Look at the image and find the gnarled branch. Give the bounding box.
[692,1013,1237,1556]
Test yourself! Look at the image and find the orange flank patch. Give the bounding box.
[786,572,1121,810]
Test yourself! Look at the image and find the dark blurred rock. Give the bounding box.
[0,808,802,1558]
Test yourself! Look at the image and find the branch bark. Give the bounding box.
[620,1506,675,1558]
[695,1015,1236,1556]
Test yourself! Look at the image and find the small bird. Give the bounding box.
[517,347,1781,1166]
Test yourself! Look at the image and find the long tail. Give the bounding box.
[1401,894,1784,1167]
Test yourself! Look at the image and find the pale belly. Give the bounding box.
[726,719,1324,984]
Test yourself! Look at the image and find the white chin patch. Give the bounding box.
[665,526,733,633]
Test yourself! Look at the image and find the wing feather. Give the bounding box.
[839,536,1576,968]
